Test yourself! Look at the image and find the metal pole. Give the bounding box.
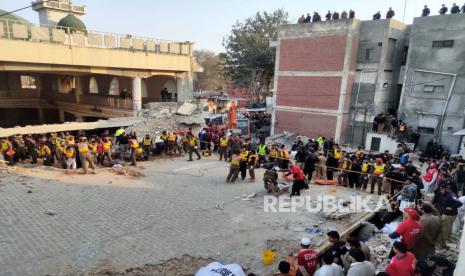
[362,107,368,147]
[437,74,457,142]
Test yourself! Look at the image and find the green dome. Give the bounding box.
[0,9,31,23]
[57,14,86,31]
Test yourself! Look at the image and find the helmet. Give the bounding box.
[375,158,382,163]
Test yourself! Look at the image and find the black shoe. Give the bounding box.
[187,159,193,161]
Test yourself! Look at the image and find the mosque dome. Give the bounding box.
[57,14,86,31]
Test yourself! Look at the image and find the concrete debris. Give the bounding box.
[126,102,205,138]
[364,232,392,269]
[45,210,56,216]
[110,167,144,177]
[265,131,309,149]
[176,101,197,116]
[239,192,257,201]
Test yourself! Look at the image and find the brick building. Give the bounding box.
[271,19,407,144]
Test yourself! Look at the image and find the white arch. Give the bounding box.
[89,77,99,94]
[141,79,148,98]
[108,77,119,95]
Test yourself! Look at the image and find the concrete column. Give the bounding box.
[59,109,65,122]
[176,74,194,102]
[132,76,142,113]
[38,108,45,124]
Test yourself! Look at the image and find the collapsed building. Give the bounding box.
[270,13,465,154]
[0,0,202,128]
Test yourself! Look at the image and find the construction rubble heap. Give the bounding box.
[125,101,205,138]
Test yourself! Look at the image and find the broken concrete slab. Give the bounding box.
[176,101,197,116]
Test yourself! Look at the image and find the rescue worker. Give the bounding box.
[167,132,181,155]
[257,143,268,165]
[360,159,372,190]
[129,135,140,166]
[101,137,113,165]
[38,142,53,166]
[369,158,385,195]
[338,158,351,187]
[180,132,189,153]
[187,134,201,161]
[1,137,15,165]
[269,145,278,163]
[160,130,169,155]
[334,146,343,161]
[219,135,229,161]
[64,144,77,171]
[280,145,290,169]
[226,152,241,183]
[315,151,326,179]
[248,150,257,182]
[13,134,26,163]
[264,165,279,194]
[355,147,364,159]
[398,121,407,141]
[77,137,96,174]
[24,134,37,164]
[239,147,249,180]
[142,134,153,159]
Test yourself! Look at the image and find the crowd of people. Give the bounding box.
[252,135,463,276]
[298,3,465,24]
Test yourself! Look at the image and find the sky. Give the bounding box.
[0,0,451,53]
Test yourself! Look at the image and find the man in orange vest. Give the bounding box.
[398,120,407,142]
[219,136,229,162]
[226,152,241,183]
[77,137,96,174]
[369,158,385,195]
[101,137,113,166]
[64,144,76,171]
[129,135,140,166]
[187,133,201,161]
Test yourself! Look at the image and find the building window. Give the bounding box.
[108,77,120,95]
[20,75,37,89]
[432,40,454,48]
[365,48,374,61]
[89,77,99,94]
[423,85,445,93]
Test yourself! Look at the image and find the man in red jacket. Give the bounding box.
[388,208,421,258]
[386,241,417,276]
[286,164,305,196]
[297,238,318,276]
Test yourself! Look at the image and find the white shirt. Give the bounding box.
[347,261,376,276]
[314,263,344,276]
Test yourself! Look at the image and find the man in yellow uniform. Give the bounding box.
[360,159,372,190]
[1,137,15,165]
[187,134,201,161]
[64,145,76,171]
[257,143,268,165]
[167,132,181,155]
[142,134,153,159]
[160,130,169,155]
[239,147,249,180]
[226,152,241,183]
[101,137,113,165]
[77,137,96,174]
[369,158,385,195]
[248,150,257,181]
[129,135,140,166]
[219,136,229,162]
[280,145,290,169]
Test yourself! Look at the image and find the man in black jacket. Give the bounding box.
[434,184,463,249]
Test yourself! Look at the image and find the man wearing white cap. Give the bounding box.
[297,237,318,276]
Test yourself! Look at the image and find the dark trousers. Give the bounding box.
[227,167,239,183]
[28,147,37,164]
[240,161,247,180]
[188,146,201,160]
[306,167,315,182]
[14,147,26,162]
[219,146,228,161]
[327,169,334,180]
[291,180,305,196]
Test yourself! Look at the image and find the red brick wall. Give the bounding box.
[276,76,341,110]
[279,36,347,71]
[275,110,336,138]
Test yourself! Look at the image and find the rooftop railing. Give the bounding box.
[0,18,192,56]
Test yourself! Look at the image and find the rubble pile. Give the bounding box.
[125,101,205,138]
[364,232,391,270]
[265,131,309,148]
